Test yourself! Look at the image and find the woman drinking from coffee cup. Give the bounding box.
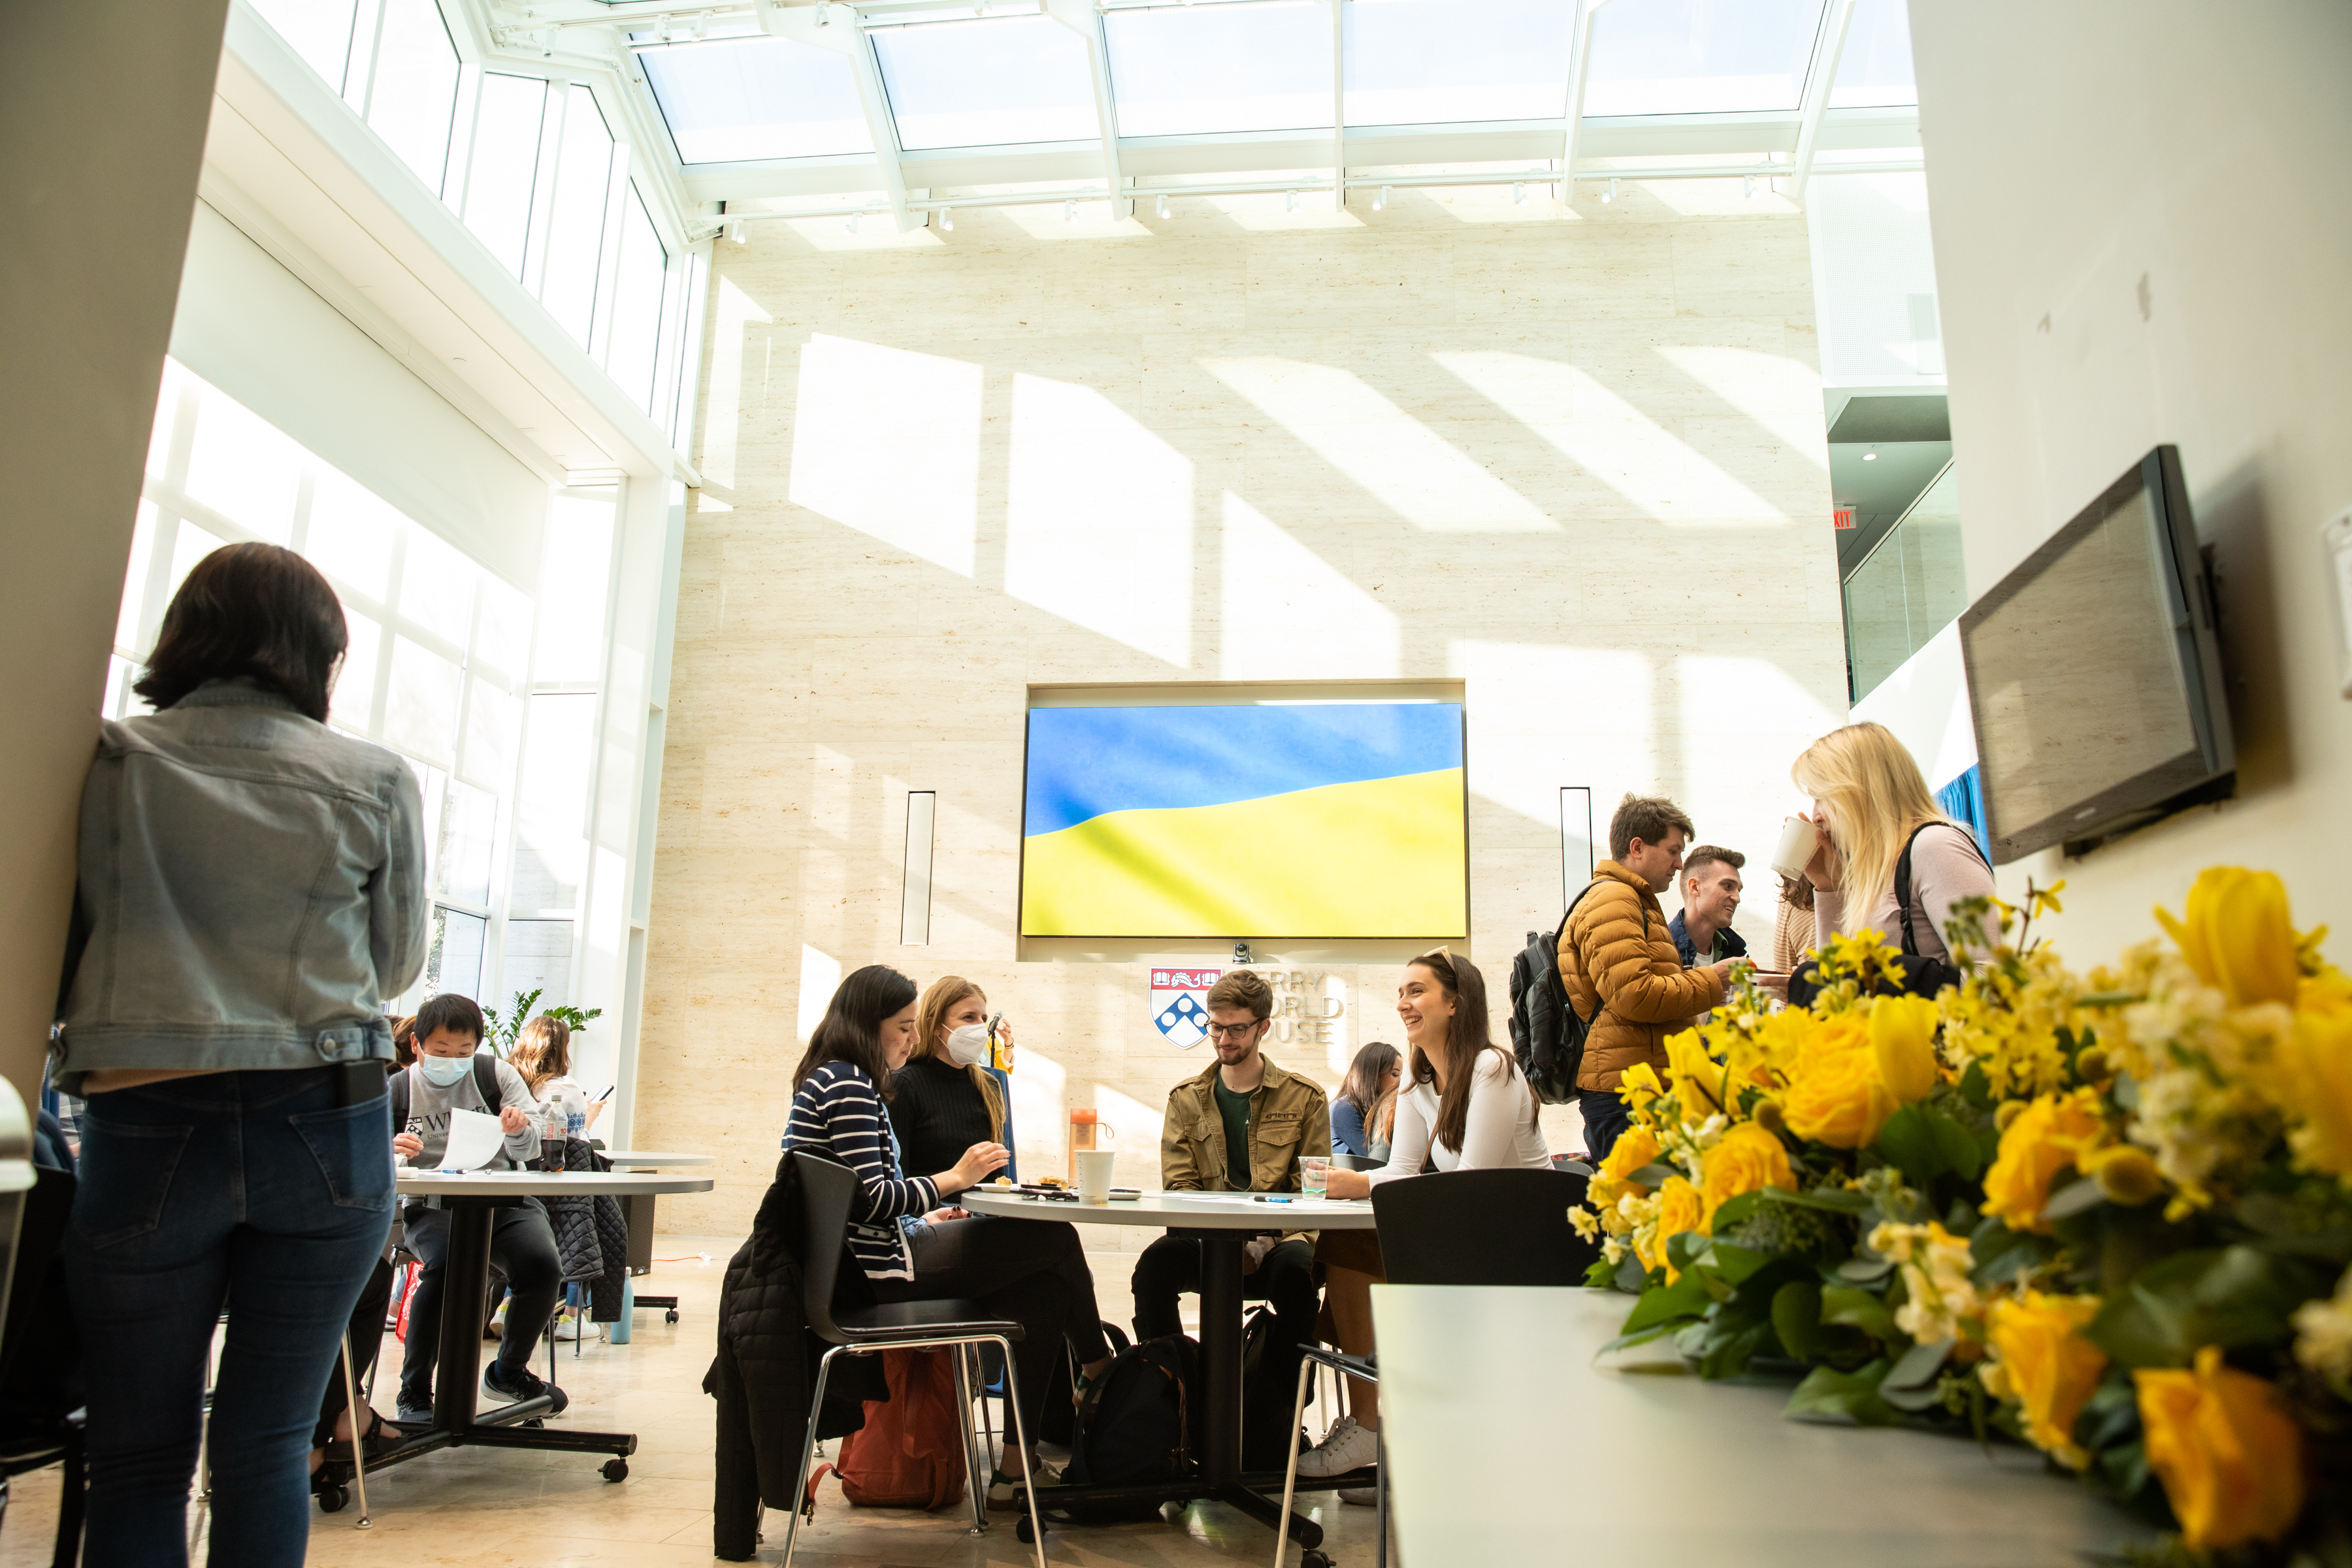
[1790,722,1995,964]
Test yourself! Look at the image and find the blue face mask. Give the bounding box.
[417,1054,475,1087]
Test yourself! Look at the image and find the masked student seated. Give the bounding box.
[389,992,569,1425]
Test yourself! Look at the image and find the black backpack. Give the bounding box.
[1787,824,1994,1006]
[1058,1333,1200,1521]
[389,1055,506,1138]
[1510,881,1600,1104]
[1240,1305,1309,1471]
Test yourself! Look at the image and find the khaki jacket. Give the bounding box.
[1558,860,1725,1092]
[1161,1054,1330,1247]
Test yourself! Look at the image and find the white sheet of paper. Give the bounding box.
[438,1107,507,1172]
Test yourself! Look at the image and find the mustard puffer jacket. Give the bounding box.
[1558,860,1725,1092]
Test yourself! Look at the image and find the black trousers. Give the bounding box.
[314,1256,396,1446]
[868,1215,1112,1450]
[1131,1232,1316,1386]
[397,1200,562,1408]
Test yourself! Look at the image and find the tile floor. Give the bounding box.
[0,1240,1387,1568]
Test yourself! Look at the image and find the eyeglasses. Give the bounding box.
[1207,1022,1260,1042]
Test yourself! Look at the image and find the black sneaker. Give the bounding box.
[482,1362,569,1414]
[395,1399,434,1427]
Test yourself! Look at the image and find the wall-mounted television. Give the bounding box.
[1958,444,2233,861]
[1019,699,1467,939]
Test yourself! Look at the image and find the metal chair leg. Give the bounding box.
[953,1347,987,1535]
[991,1336,1049,1568]
[1374,1422,1390,1568]
[1273,1353,1316,1567]
[338,1330,374,1529]
[777,1348,842,1568]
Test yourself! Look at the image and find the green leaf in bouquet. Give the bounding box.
[1584,1254,1621,1288]
[1631,1163,1681,1188]
[1878,1377,1949,1413]
[2041,1173,2108,1222]
[2232,1188,2352,1264]
[1701,1241,1771,1287]
[1698,1320,1771,1380]
[1771,1279,1825,1360]
[1882,1335,1954,1392]
[1958,1059,1994,1111]
[1708,1190,1763,1235]
[1595,1321,1684,1357]
[1763,1183,1875,1215]
[1820,1283,1899,1343]
[1613,1249,1649,1294]
[1968,1216,2056,1288]
[1875,1104,1985,1186]
[1836,1255,1896,1284]
[1622,1270,1711,1333]
[1784,1358,1899,1426]
[2085,1245,2335,1367]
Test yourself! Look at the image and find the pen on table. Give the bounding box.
[1254,1194,1293,1203]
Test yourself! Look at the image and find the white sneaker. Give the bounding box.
[1339,1486,1379,1507]
[1294,1416,1379,1478]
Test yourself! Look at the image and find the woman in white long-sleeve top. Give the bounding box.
[1303,951,1550,1484]
[781,965,1114,1503]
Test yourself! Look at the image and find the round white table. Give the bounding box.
[958,1187,1375,1549]
[595,1150,716,1169]
[380,1168,715,1482]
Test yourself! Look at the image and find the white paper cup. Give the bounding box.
[1075,1149,1118,1205]
[1770,816,1819,883]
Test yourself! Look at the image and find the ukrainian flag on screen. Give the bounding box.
[1019,703,1467,938]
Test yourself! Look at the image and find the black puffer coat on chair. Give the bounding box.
[706,1151,888,1561]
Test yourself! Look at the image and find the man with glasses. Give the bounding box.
[1131,970,1328,1420]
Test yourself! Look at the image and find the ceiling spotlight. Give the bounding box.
[1513,181,1526,204]
[1155,193,1168,218]
[1286,189,1298,211]
[940,208,953,231]
[1602,177,1619,204]
[1863,448,1878,461]
[728,218,745,244]
[1373,184,1390,211]
[656,14,671,42]
[692,10,711,39]
[1744,174,1755,197]
[845,212,860,235]
[1064,199,1075,223]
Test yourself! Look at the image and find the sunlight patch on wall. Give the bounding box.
[1218,492,1399,679]
[1448,640,1655,826]
[1433,350,1786,523]
[796,943,841,1041]
[1007,374,1193,665]
[1093,1085,1164,1187]
[791,335,981,576]
[699,274,772,491]
[1652,345,1829,470]
[1203,357,1555,532]
[1673,651,1839,875]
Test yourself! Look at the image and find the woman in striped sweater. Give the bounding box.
[784,965,1115,1501]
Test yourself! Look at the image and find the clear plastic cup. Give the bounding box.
[1299,1156,1331,1198]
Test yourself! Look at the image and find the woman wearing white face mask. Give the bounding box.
[890,975,1019,1182]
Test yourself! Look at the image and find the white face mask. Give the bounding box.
[945,1024,992,1068]
[417,1053,474,1087]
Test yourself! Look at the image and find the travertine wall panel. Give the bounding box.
[640,186,1848,1235]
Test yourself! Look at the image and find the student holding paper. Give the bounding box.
[389,992,568,1426]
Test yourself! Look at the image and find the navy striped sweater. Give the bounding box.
[783,1060,939,1281]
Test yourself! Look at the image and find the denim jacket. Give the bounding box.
[53,680,428,1086]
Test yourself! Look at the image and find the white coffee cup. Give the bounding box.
[1770,815,1820,883]
[1075,1148,1118,1205]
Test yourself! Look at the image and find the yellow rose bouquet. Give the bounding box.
[1583,866,2352,1564]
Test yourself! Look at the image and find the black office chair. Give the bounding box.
[779,1152,1047,1568]
[1276,1169,1599,1568]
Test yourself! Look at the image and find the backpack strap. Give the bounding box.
[1556,879,1609,1027]
[475,1054,504,1111]
[390,1067,410,1132]
[1893,821,1994,955]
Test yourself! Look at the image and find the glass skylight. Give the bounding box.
[250,0,359,91]
[1344,0,1571,127]
[461,74,546,278]
[872,14,1097,150]
[366,0,461,192]
[1105,1,1331,138]
[641,37,875,162]
[1583,0,1821,117]
[542,86,614,351]
[1829,0,1918,108]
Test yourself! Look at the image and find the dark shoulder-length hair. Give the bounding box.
[793,965,919,1098]
[1337,1040,1399,1115]
[133,542,348,723]
[1406,951,1518,1154]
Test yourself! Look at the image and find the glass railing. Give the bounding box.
[1844,460,1964,701]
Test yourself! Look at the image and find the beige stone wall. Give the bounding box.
[638,182,1847,1237]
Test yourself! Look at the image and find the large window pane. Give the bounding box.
[476,573,534,680]
[642,37,872,161]
[427,906,488,1001]
[874,15,1097,150]
[606,188,668,417]
[532,493,616,683]
[367,0,461,193]
[250,0,359,91]
[542,86,615,351]
[437,777,498,906]
[1106,3,1330,136]
[118,502,159,657]
[334,606,384,732]
[305,466,401,603]
[1829,0,1916,108]
[462,678,524,789]
[500,919,574,1011]
[463,73,548,279]
[399,523,478,650]
[385,635,463,765]
[1584,0,1819,116]
[169,519,231,609]
[184,387,303,541]
[512,692,596,912]
[1345,0,1570,127]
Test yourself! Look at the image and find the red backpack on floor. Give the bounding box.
[804,1347,968,1511]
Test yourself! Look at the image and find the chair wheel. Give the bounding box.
[1300,1553,1332,1568]
[1015,1516,1035,1544]
[316,1484,348,1514]
[665,1309,679,1324]
[602,1459,629,1482]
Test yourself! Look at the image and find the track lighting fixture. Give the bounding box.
[1286,189,1297,211]
[1156,193,1168,219]
[1064,199,1075,223]
[940,208,953,231]
[692,10,710,40]
[1744,174,1755,197]
[845,212,860,235]
[728,218,745,244]
[1862,448,1878,461]
[1513,182,1526,204]
[1373,185,1389,210]
[1602,177,1619,204]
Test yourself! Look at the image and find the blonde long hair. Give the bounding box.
[913,975,1006,1144]
[1791,723,1957,924]
[510,1015,571,1096]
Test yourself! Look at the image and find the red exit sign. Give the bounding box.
[1833,506,1856,531]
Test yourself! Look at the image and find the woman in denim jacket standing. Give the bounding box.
[54,543,426,1566]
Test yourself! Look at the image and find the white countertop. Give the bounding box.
[594,1150,715,1169]
[959,1186,1376,1230]
[395,1169,713,1198]
[1371,1284,2159,1565]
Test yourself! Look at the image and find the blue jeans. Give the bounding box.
[1579,1086,1633,1165]
[66,1069,393,1568]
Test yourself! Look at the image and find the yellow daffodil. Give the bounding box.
[2155,868,2300,1009]
[1982,1088,2106,1233]
[2135,1346,2306,1550]
[1698,1122,1793,1230]
[1665,1028,1727,1116]
[2278,985,2352,1178]
[1590,1122,1661,1211]
[1639,1175,1705,1282]
[1870,994,1942,1103]
[1780,1017,1899,1148]
[1985,1292,2107,1469]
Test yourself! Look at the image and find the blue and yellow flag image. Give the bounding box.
[1019,703,1467,938]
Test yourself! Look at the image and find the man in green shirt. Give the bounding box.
[1133,970,1330,1396]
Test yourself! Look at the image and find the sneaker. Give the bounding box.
[987,1458,1063,1511]
[1339,1485,1379,1507]
[394,1399,434,1428]
[1293,1416,1379,1478]
[482,1362,570,1414]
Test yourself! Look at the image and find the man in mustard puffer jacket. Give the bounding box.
[1558,794,1746,1160]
